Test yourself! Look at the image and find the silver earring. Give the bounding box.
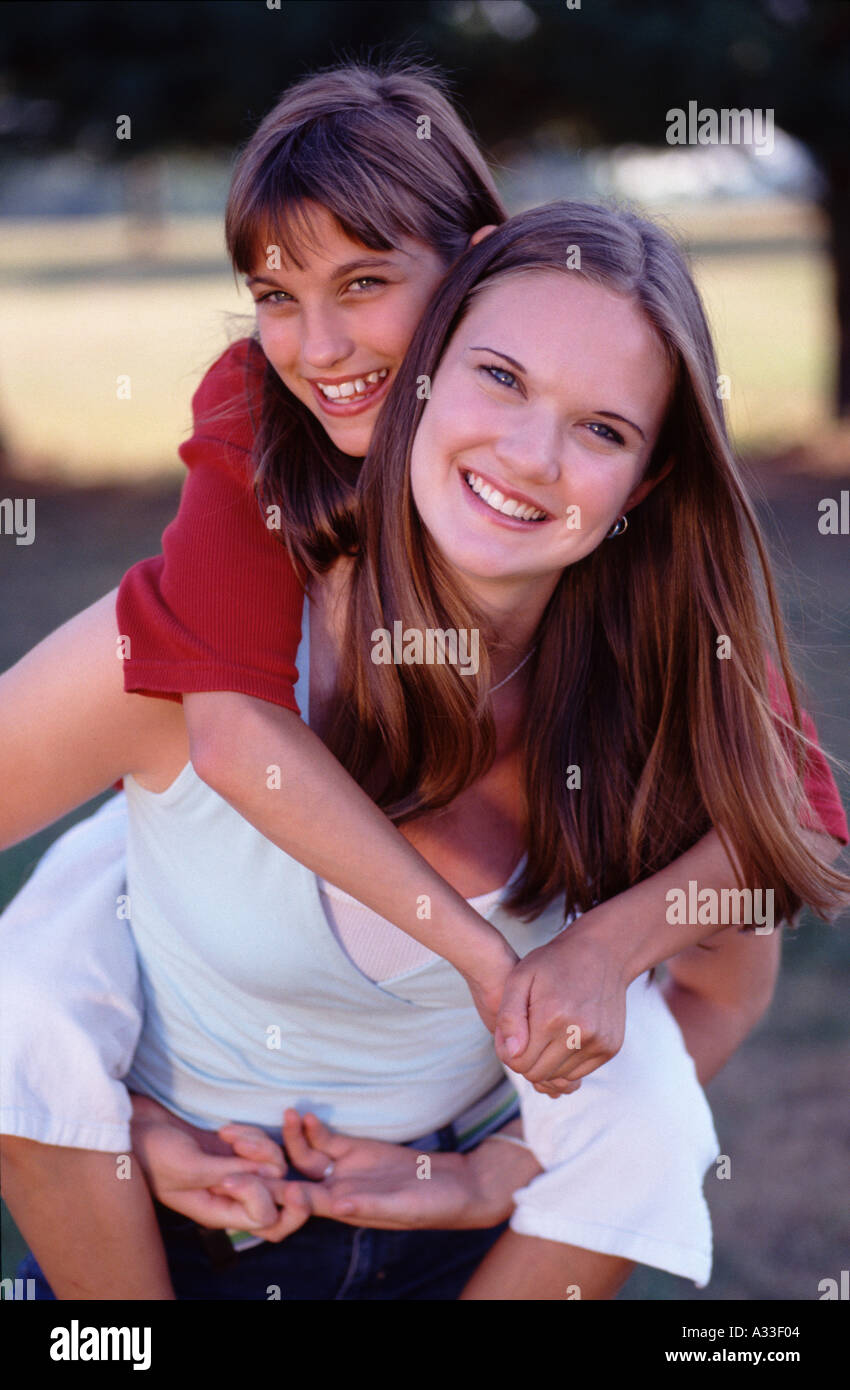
[606,514,628,539]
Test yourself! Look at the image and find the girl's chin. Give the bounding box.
[333,437,370,459]
[294,393,371,456]
[323,419,372,457]
[434,539,542,585]
[431,531,574,590]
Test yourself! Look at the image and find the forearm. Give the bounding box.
[661,981,764,1085]
[0,1137,175,1299]
[187,695,514,982]
[660,903,781,1084]
[0,591,184,850]
[579,826,838,984]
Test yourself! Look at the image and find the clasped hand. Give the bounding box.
[467,911,630,1097]
[130,1098,516,1243]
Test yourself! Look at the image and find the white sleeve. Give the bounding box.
[506,974,719,1287]
[0,794,141,1152]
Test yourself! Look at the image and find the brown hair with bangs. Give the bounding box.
[221,57,506,575]
[327,199,850,927]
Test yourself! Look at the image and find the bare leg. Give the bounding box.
[459,1228,634,1301]
[1,1138,175,1299]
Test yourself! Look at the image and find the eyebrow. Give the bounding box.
[245,257,399,289]
[469,346,527,374]
[469,345,646,440]
[595,410,646,441]
[334,256,399,278]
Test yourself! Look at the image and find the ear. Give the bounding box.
[468,224,499,248]
[624,453,674,513]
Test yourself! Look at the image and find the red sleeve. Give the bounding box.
[116,338,305,714]
[767,663,849,845]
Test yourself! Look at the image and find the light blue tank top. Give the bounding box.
[124,602,569,1141]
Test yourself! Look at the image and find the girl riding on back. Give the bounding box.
[1,63,847,1300]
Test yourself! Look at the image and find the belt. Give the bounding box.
[201,1075,520,1265]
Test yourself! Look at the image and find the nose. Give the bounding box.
[491,406,563,486]
[300,304,355,371]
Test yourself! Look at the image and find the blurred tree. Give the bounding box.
[2,0,848,409]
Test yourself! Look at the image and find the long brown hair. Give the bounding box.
[328,200,849,925]
[219,57,506,575]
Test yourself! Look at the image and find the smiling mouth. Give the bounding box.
[462,470,549,522]
[313,368,389,403]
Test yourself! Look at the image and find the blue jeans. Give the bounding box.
[18,1202,508,1301]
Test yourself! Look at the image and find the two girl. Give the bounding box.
[1,61,847,1300]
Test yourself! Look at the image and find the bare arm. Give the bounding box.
[0,589,186,848]
[661,917,782,1085]
[591,825,839,983]
[0,595,512,1011]
[496,825,840,1088]
[185,692,516,1021]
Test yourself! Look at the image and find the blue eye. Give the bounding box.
[587,421,625,445]
[481,364,518,389]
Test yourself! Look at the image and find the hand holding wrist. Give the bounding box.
[457,930,518,1033]
[450,904,517,981]
[569,899,646,984]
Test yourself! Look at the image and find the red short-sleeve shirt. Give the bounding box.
[116,339,848,845]
[116,338,304,715]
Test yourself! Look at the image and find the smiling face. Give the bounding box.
[409,268,673,627]
[245,203,449,458]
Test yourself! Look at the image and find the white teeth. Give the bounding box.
[463,471,546,521]
[316,368,388,401]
